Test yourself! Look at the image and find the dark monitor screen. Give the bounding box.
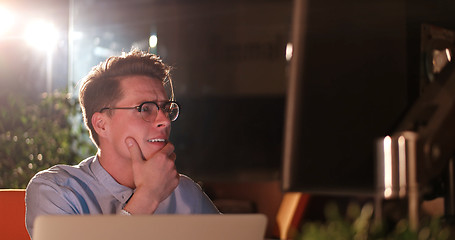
[282,0,455,196]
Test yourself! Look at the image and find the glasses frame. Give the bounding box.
[99,101,180,122]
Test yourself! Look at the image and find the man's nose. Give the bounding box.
[154,109,171,128]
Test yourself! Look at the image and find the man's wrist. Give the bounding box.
[128,187,160,214]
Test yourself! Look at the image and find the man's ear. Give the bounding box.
[91,112,109,138]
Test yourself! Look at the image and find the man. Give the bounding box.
[25,50,219,237]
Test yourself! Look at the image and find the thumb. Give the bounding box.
[125,137,143,163]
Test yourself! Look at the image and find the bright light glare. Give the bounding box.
[285,43,293,61]
[149,34,158,48]
[0,6,15,36]
[398,136,407,197]
[383,136,392,198]
[23,20,58,51]
[446,48,452,62]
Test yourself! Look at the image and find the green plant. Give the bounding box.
[0,91,96,188]
[295,201,452,240]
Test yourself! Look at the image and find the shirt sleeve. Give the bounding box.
[178,175,220,214]
[25,175,80,238]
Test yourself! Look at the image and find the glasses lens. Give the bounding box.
[140,102,179,122]
[165,102,179,121]
[140,102,158,122]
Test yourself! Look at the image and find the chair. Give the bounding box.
[0,189,29,240]
[274,192,310,240]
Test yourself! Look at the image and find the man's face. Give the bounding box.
[105,75,171,162]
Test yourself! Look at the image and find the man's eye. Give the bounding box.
[142,105,153,112]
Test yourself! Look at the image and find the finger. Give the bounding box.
[125,137,144,163]
[160,142,175,157]
[169,152,176,162]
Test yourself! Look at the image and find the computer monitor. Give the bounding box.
[282,0,455,197]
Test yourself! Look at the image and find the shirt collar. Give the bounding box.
[90,156,134,204]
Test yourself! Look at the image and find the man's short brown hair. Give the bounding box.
[79,49,173,147]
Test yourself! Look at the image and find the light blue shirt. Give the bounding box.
[25,156,219,238]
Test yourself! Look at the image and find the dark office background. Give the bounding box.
[0,0,293,182]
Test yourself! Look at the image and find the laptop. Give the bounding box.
[33,214,267,240]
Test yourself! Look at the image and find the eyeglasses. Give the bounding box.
[99,101,180,122]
